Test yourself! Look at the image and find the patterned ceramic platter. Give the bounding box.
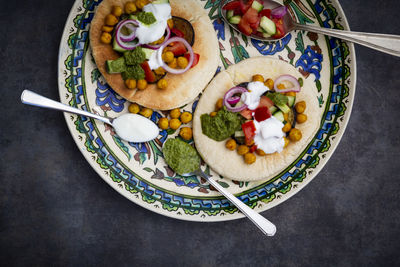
[58,0,356,221]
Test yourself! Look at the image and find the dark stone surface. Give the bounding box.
[1,0,400,266]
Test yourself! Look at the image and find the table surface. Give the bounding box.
[1,0,400,266]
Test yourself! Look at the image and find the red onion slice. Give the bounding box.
[120,23,137,42]
[271,6,288,19]
[226,95,241,105]
[115,19,140,50]
[223,86,248,112]
[157,37,194,74]
[273,74,301,93]
[142,26,171,50]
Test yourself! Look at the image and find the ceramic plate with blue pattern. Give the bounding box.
[58,0,356,221]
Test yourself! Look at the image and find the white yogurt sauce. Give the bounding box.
[253,116,285,154]
[136,3,171,45]
[148,49,163,70]
[112,113,159,143]
[241,81,270,110]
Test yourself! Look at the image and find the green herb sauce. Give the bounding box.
[200,106,243,142]
[137,12,156,25]
[121,65,145,80]
[163,138,200,175]
[124,47,146,65]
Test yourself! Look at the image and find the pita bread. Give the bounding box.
[90,0,219,110]
[193,57,322,181]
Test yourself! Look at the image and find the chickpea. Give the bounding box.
[177,56,189,69]
[101,25,114,32]
[256,149,266,156]
[284,137,290,148]
[105,14,118,26]
[210,111,217,117]
[124,2,137,14]
[137,79,148,90]
[100,32,112,44]
[264,78,274,90]
[252,74,264,83]
[296,113,308,124]
[295,101,306,114]
[179,127,193,140]
[285,91,296,97]
[168,58,177,69]
[167,18,174,29]
[180,112,192,124]
[154,67,166,75]
[150,36,165,45]
[128,103,140,114]
[289,128,302,142]
[276,83,286,90]
[135,0,149,9]
[244,153,256,164]
[112,5,123,17]
[282,122,292,133]
[215,98,223,111]
[237,145,249,156]
[125,79,136,89]
[170,108,181,119]
[169,118,181,130]
[157,79,168,90]
[158,117,169,130]
[140,108,153,118]
[225,139,237,151]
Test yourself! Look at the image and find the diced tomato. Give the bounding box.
[249,144,258,153]
[259,9,271,19]
[223,0,241,10]
[239,0,254,14]
[184,53,200,68]
[140,61,156,83]
[254,106,271,122]
[242,120,256,143]
[242,7,259,24]
[237,7,260,35]
[272,18,285,39]
[249,16,261,31]
[167,42,187,56]
[238,19,253,36]
[258,96,275,109]
[170,28,184,38]
[240,108,253,120]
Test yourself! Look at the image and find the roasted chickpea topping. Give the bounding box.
[225,139,237,151]
[137,79,148,90]
[237,145,249,156]
[283,112,289,121]
[124,2,137,14]
[150,36,165,45]
[180,112,192,124]
[105,14,118,26]
[102,26,114,32]
[154,67,166,75]
[252,74,264,83]
[170,108,181,119]
[135,0,149,9]
[264,78,274,89]
[282,122,292,133]
[215,98,223,111]
[210,111,217,117]
[162,51,174,63]
[140,107,153,118]
[125,79,137,89]
[128,103,140,114]
[157,79,168,90]
[169,118,181,130]
[296,113,307,124]
[158,117,169,130]
[177,56,189,69]
[167,18,174,29]
[179,127,193,140]
[100,32,112,44]
[295,101,306,114]
[276,83,286,90]
[284,137,290,148]
[244,153,256,164]
[168,58,177,69]
[112,5,123,17]
[256,149,266,156]
[289,128,302,142]
[285,91,296,97]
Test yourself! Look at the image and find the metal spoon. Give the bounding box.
[182,168,277,236]
[21,90,159,143]
[219,0,400,57]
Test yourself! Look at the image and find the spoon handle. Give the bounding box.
[196,169,276,236]
[294,23,400,57]
[21,90,113,125]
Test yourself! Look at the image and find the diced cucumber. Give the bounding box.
[234,130,245,144]
[227,10,234,19]
[269,105,278,114]
[228,15,241,25]
[287,108,296,127]
[152,0,169,4]
[276,103,291,114]
[113,38,128,53]
[106,57,126,74]
[262,33,272,38]
[260,16,276,35]
[273,110,284,122]
[142,48,155,60]
[251,1,264,12]
[129,15,138,21]
[287,95,296,107]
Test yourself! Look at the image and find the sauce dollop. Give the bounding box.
[163,138,200,175]
[112,113,159,143]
